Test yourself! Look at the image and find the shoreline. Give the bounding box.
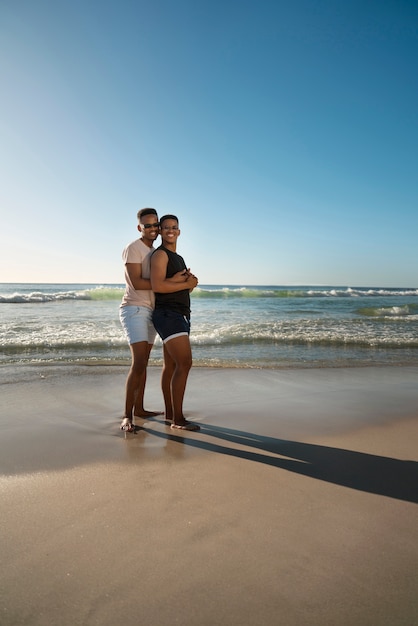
[1,366,417,624]
[1,358,418,379]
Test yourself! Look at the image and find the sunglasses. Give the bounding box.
[142,222,160,229]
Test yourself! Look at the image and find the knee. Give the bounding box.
[162,362,175,378]
[177,356,192,372]
[130,360,147,375]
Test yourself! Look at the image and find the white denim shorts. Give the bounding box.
[119,305,157,345]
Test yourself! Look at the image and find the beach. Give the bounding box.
[1,365,417,625]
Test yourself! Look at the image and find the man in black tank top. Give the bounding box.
[150,215,200,431]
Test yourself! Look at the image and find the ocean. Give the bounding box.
[1,283,418,372]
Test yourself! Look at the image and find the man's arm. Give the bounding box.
[150,250,197,293]
[125,263,151,291]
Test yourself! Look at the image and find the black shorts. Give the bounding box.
[152,309,191,343]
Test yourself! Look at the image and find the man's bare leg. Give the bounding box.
[163,335,199,430]
[124,342,160,422]
[161,343,175,423]
[133,343,162,418]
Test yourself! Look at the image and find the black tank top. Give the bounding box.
[154,245,191,317]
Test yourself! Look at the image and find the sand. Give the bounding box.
[1,365,417,625]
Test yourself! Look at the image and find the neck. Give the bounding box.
[163,241,177,252]
[140,237,153,248]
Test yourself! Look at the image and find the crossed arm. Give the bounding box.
[150,249,198,293]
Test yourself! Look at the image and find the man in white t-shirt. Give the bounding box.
[119,208,162,432]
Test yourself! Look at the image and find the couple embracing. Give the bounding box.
[119,209,200,433]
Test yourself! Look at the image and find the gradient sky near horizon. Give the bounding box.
[1,0,417,287]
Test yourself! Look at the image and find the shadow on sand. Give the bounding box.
[143,422,418,504]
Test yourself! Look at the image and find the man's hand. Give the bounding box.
[185,271,198,290]
[171,270,190,283]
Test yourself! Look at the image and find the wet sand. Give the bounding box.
[1,366,417,625]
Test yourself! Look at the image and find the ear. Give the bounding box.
[137,224,141,232]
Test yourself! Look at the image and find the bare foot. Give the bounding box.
[171,420,200,431]
[134,410,163,419]
[120,417,135,432]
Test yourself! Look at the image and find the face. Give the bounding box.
[138,215,160,244]
[160,218,180,245]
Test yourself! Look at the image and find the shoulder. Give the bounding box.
[151,247,168,261]
[123,239,151,262]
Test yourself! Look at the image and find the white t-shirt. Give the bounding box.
[120,238,155,309]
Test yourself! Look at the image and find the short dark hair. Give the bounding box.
[159,214,178,226]
[137,208,158,222]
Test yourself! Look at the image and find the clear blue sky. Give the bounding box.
[1,0,417,286]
